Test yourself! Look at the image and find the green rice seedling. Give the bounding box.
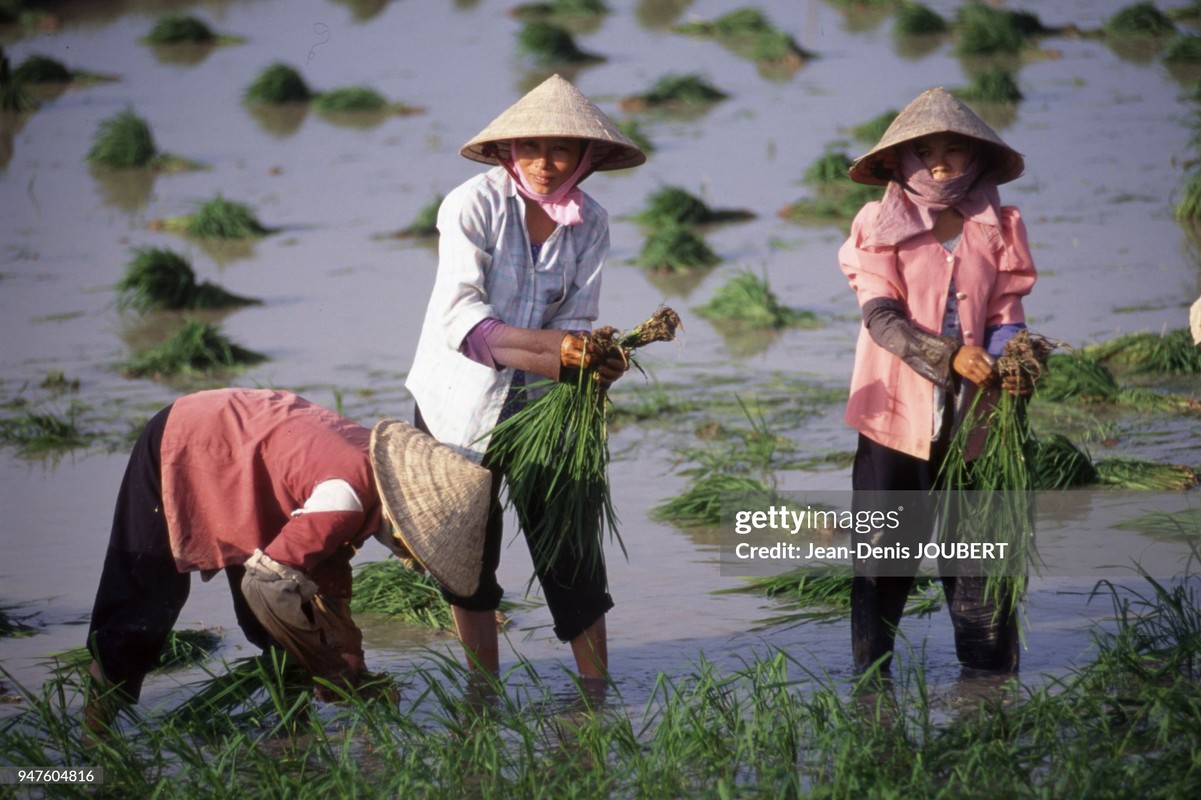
[116,246,260,311]
[937,330,1057,615]
[517,21,603,63]
[511,0,608,21]
[0,404,89,453]
[778,179,883,226]
[12,54,71,83]
[1035,351,1120,403]
[695,269,817,330]
[721,565,942,626]
[650,472,774,528]
[804,150,854,185]
[1094,458,1199,490]
[48,629,220,676]
[953,1,1035,56]
[895,3,948,36]
[1164,33,1201,62]
[179,195,271,239]
[350,558,455,629]
[1114,508,1201,540]
[633,186,753,228]
[1030,433,1098,489]
[172,648,314,732]
[86,109,157,168]
[40,370,79,393]
[1106,3,1176,37]
[485,307,681,575]
[243,62,313,104]
[395,194,443,238]
[1176,169,1201,219]
[676,8,812,70]
[141,15,217,45]
[0,603,36,637]
[849,110,899,144]
[1090,329,1201,375]
[312,86,388,113]
[121,319,266,378]
[0,48,36,112]
[958,68,1023,103]
[621,73,728,112]
[637,225,719,273]
[616,117,654,153]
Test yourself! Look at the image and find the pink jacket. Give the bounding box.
[840,202,1037,460]
[160,389,382,596]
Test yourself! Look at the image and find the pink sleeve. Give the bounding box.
[840,202,905,309]
[460,317,505,369]
[986,207,1037,327]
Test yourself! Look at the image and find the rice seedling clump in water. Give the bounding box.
[895,4,949,36]
[117,247,260,311]
[395,194,443,238]
[12,54,71,83]
[122,319,266,378]
[1164,34,1201,62]
[695,269,817,330]
[142,15,217,45]
[87,109,158,168]
[1106,3,1176,37]
[485,307,681,574]
[1090,329,1201,375]
[634,186,753,228]
[638,226,719,273]
[954,2,1038,56]
[313,87,388,113]
[243,63,312,104]
[517,21,603,63]
[185,195,270,239]
[621,73,728,112]
[958,68,1023,103]
[0,48,36,112]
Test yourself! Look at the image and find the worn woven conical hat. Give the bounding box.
[460,74,646,171]
[849,87,1024,186]
[370,419,490,598]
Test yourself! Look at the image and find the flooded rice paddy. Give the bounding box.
[1,0,1199,743]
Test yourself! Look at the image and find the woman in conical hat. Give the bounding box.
[838,87,1038,676]
[405,74,645,682]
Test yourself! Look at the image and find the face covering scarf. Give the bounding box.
[503,140,595,227]
[862,142,1001,249]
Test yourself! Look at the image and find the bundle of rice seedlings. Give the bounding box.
[778,178,883,226]
[86,109,158,168]
[695,269,817,330]
[621,73,728,112]
[958,68,1023,103]
[12,54,71,83]
[122,320,266,378]
[953,2,1034,56]
[141,15,217,45]
[0,48,35,112]
[0,405,89,453]
[849,110,899,144]
[1115,508,1201,539]
[181,195,270,239]
[313,86,388,113]
[1164,33,1201,62]
[895,3,948,36]
[1030,433,1098,489]
[350,559,456,630]
[48,629,221,675]
[634,186,753,228]
[804,151,854,185]
[651,472,773,528]
[719,565,942,627]
[517,21,604,63]
[1177,170,1201,220]
[394,194,443,238]
[485,307,681,574]
[1094,458,1199,490]
[1106,3,1176,37]
[937,330,1057,614]
[676,8,812,69]
[1090,329,1201,375]
[172,648,313,731]
[616,118,654,153]
[0,604,36,637]
[243,63,313,104]
[1035,351,1120,403]
[510,0,608,21]
[116,246,259,311]
[637,225,719,273]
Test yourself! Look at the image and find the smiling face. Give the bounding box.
[513,137,584,195]
[912,133,975,181]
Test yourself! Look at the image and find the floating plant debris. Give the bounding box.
[695,269,818,331]
[637,225,719,273]
[620,73,728,112]
[117,247,260,312]
[121,319,266,378]
[486,307,681,574]
[517,21,604,63]
[243,63,313,104]
[633,186,754,228]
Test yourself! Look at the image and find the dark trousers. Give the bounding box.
[851,431,1020,675]
[414,404,613,643]
[86,404,273,701]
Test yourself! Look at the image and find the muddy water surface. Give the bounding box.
[2,0,1199,716]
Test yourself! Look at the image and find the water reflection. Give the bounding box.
[243,102,310,139]
[146,42,218,68]
[90,166,157,213]
[634,0,693,31]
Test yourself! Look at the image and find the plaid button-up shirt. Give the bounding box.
[406,166,609,461]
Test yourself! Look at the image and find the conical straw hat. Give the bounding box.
[370,419,491,598]
[461,73,646,171]
[849,87,1024,186]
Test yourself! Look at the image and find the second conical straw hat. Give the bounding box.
[849,87,1024,186]
[370,419,491,598]
[461,74,646,171]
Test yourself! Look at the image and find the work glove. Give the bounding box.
[560,332,628,388]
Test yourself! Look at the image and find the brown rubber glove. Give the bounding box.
[560,332,628,388]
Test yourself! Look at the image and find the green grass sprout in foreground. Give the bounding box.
[121,319,266,378]
[486,307,680,575]
[117,247,260,311]
[3,565,1198,796]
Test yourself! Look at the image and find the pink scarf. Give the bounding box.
[863,143,1001,248]
[502,140,594,227]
